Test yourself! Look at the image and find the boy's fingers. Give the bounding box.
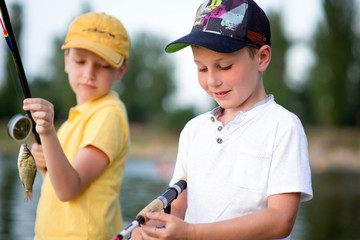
[23,102,42,111]
[24,104,54,121]
[141,212,169,238]
[146,211,169,222]
[142,224,165,239]
[24,98,45,104]
[32,111,51,120]
[31,143,42,151]
[23,98,53,110]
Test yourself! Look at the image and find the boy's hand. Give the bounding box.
[130,227,144,240]
[141,212,192,240]
[23,98,54,135]
[30,143,47,177]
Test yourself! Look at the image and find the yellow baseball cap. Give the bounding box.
[61,12,130,68]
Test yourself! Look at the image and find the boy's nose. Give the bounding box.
[207,71,222,88]
[84,63,96,80]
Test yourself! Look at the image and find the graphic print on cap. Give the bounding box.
[192,0,248,40]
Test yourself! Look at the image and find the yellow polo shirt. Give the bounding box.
[34,91,129,240]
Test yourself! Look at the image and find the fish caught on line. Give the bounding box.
[18,143,37,201]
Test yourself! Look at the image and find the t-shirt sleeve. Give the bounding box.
[267,117,313,202]
[169,124,190,186]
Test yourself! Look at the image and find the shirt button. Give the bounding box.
[217,126,223,131]
[217,138,223,144]
[210,117,215,122]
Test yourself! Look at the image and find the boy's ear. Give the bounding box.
[257,45,271,73]
[115,61,128,82]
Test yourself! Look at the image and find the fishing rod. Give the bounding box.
[113,176,187,240]
[0,0,40,144]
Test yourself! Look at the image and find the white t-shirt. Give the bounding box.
[170,96,313,240]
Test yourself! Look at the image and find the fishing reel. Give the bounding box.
[7,114,33,142]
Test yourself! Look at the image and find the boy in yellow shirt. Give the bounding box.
[23,12,130,239]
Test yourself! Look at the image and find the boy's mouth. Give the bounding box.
[80,83,96,89]
[214,90,231,98]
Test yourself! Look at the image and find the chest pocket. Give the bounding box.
[232,149,272,190]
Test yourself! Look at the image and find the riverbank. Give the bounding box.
[1,121,359,173]
[306,126,360,173]
[128,124,360,174]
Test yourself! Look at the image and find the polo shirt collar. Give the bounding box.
[210,95,274,123]
[68,91,119,120]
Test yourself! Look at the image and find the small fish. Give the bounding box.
[18,143,37,201]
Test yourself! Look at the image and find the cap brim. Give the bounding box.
[61,40,125,68]
[165,31,249,53]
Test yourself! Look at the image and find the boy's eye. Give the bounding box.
[196,65,207,72]
[100,64,111,69]
[219,65,232,70]
[198,67,208,72]
[74,59,85,64]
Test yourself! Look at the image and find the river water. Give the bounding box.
[0,154,359,240]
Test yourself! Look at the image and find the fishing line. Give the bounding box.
[1,13,31,142]
[0,1,40,143]
[0,11,27,107]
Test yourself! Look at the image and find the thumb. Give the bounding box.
[146,211,169,223]
[31,143,42,150]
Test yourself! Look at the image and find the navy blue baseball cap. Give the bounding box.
[165,0,271,53]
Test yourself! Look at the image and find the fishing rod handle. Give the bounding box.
[135,175,187,223]
[112,176,187,239]
[135,198,164,223]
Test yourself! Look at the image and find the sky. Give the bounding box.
[0,0,350,112]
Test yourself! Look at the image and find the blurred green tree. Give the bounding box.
[263,12,311,121]
[113,31,176,123]
[263,12,291,107]
[306,0,360,125]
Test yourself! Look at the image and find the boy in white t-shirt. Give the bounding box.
[133,0,313,239]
